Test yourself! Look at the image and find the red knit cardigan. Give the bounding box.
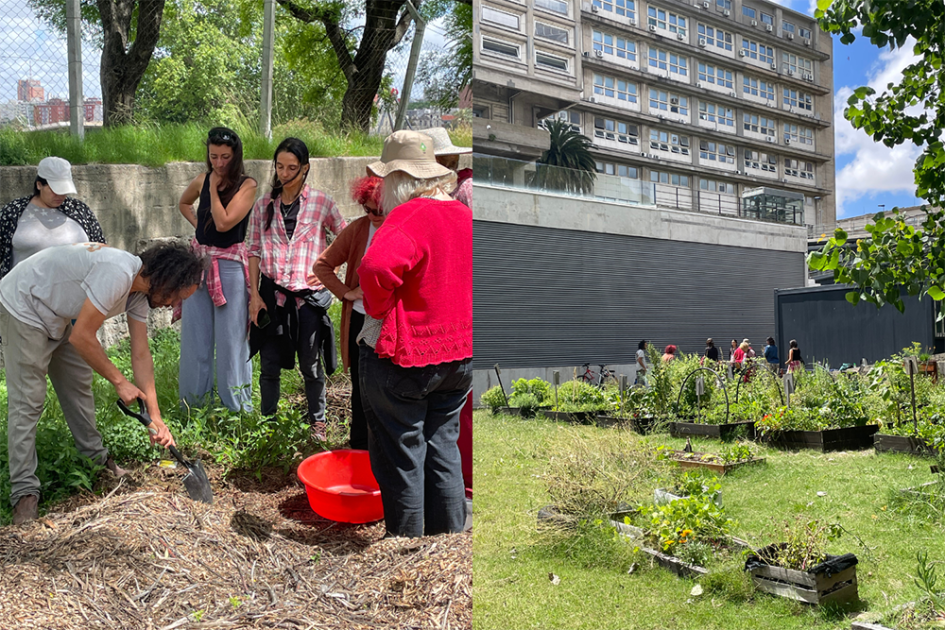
[358,196,472,368]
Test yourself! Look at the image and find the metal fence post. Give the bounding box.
[259,0,276,140]
[66,0,84,139]
[394,0,426,132]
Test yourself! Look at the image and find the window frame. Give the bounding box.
[742,6,756,19]
[698,63,734,89]
[698,24,733,51]
[534,20,570,45]
[481,37,522,60]
[535,0,569,16]
[535,50,570,73]
[592,0,636,20]
[480,6,522,30]
[699,101,734,126]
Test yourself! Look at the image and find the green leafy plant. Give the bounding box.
[480,386,508,413]
[718,443,755,464]
[758,517,843,572]
[634,493,734,554]
[554,380,608,413]
[511,378,552,406]
[507,392,541,417]
[914,550,945,614]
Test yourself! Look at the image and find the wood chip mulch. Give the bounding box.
[0,463,471,630]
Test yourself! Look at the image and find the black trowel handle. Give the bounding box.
[116,398,189,467]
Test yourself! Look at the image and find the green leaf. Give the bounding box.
[834,227,848,243]
[808,251,826,271]
[816,0,833,10]
[846,291,861,305]
[928,286,945,301]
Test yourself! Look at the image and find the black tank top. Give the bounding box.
[194,174,253,248]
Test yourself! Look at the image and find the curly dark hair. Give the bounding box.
[138,242,205,303]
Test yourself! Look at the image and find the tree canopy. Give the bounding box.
[810,0,945,312]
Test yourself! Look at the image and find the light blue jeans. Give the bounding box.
[179,258,252,412]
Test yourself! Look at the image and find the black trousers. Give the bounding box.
[259,303,326,423]
[348,310,369,449]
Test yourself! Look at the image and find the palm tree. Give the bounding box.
[535,119,597,194]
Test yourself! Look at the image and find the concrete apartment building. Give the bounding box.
[470,0,836,395]
[471,0,835,233]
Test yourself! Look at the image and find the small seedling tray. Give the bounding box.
[666,450,764,475]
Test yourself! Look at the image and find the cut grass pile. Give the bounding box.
[474,409,942,630]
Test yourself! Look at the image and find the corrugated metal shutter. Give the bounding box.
[474,219,805,370]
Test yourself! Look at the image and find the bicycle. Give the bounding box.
[579,363,618,388]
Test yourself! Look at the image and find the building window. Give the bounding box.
[699,140,735,164]
[594,117,639,145]
[668,12,687,36]
[648,49,689,76]
[785,158,815,179]
[650,171,690,186]
[700,178,735,193]
[742,113,775,136]
[481,6,521,29]
[617,79,638,102]
[535,21,570,44]
[650,130,690,155]
[594,74,615,98]
[649,48,667,71]
[697,24,733,51]
[799,27,812,39]
[782,53,813,76]
[592,0,635,19]
[744,149,778,172]
[647,7,685,33]
[592,31,636,60]
[647,7,667,29]
[472,104,490,118]
[536,51,569,72]
[784,123,814,145]
[742,38,774,64]
[716,0,731,10]
[596,161,639,178]
[697,63,734,89]
[783,21,795,33]
[541,110,581,132]
[698,102,734,126]
[783,88,813,111]
[743,76,775,100]
[649,89,688,115]
[482,38,521,59]
[535,0,569,15]
[742,6,756,19]
[761,12,774,25]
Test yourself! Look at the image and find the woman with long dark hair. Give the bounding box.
[246,138,346,441]
[312,176,384,450]
[177,127,258,412]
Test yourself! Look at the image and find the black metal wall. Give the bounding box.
[774,286,934,367]
[473,219,806,369]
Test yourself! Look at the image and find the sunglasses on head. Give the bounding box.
[208,131,234,144]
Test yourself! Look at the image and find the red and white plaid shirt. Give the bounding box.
[246,185,346,306]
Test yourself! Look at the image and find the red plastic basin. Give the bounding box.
[297,449,383,524]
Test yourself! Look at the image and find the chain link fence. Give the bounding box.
[0,0,465,137]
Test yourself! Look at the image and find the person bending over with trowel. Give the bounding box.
[0,241,205,525]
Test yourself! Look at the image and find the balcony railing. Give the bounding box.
[474,153,805,226]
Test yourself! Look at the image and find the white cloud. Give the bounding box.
[834,41,923,218]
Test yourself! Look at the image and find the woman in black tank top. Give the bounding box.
[177,128,258,413]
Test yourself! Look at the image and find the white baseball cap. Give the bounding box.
[36,157,77,196]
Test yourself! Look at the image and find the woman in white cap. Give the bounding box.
[424,126,473,209]
[357,130,472,538]
[0,156,128,496]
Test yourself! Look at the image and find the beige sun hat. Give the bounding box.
[424,126,472,156]
[367,130,454,179]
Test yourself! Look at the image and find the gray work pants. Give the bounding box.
[0,303,108,505]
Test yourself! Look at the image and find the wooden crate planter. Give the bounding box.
[747,546,859,606]
[631,415,658,435]
[541,410,598,424]
[670,420,755,441]
[595,414,625,428]
[608,520,708,579]
[666,451,765,475]
[874,433,936,456]
[760,425,879,452]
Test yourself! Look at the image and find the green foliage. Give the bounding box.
[758,517,843,571]
[718,442,755,464]
[480,386,508,413]
[756,366,871,433]
[674,469,722,499]
[554,380,608,413]
[914,550,945,614]
[507,393,541,416]
[700,566,757,603]
[534,120,597,194]
[511,378,553,405]
[634,493,734,553]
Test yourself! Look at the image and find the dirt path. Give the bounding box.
[0,463,471,629]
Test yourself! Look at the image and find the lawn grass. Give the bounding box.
[474,410,942,630]
[0,120,473,167]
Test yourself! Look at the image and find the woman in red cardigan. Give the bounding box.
[312,176,384,450]
[357,130,472,538]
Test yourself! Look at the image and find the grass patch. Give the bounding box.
[474,410,942,629]
[0,120,385,167]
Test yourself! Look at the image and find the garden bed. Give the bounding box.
[664,450,765,475]
[745,544,859,606]
[670,420,756,441]
[495,406,550,418]
[761,425,879,452]
[541,410,598,424]
[874,433,936,456]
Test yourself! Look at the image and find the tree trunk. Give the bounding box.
[278,0,416,133]
[97,0,166,126]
